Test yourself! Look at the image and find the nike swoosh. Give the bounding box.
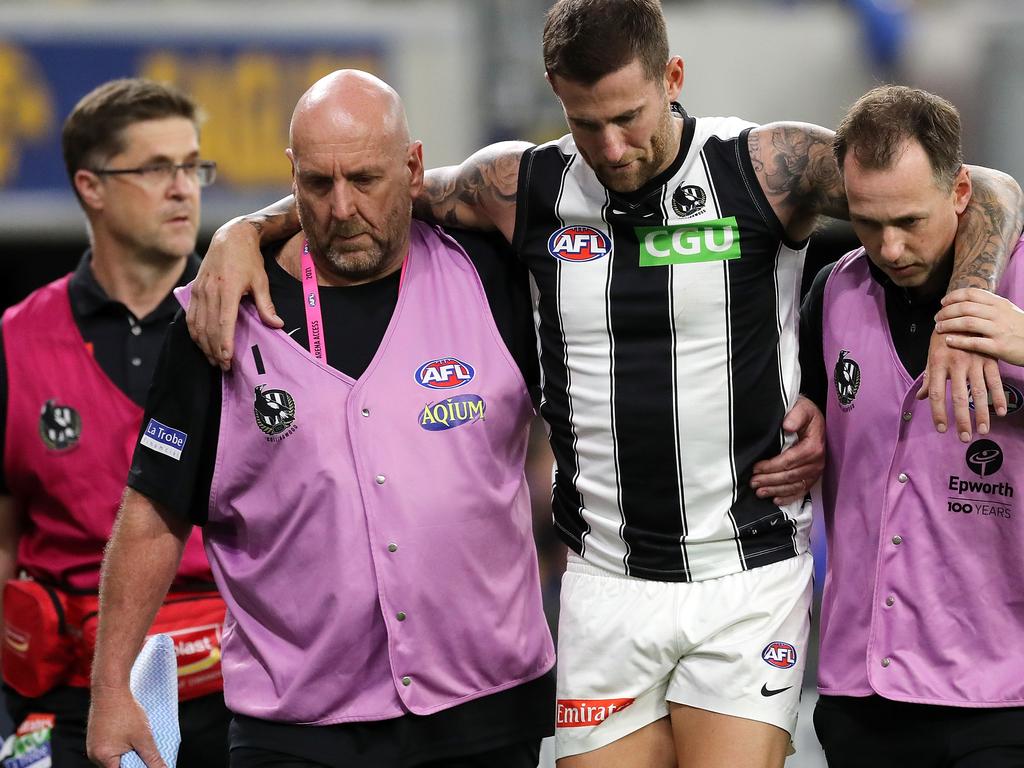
[760,683,792,697]
[286,328,301,337]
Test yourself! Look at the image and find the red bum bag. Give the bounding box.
[2,579,225,701]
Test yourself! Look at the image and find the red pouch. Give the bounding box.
[1,580,75,697]
[78,592,226,701]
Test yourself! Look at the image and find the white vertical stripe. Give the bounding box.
[773,242,813,553]
[555,167,630,574]
[669,151,744,579]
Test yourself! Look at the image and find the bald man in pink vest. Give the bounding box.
[86,71,555,768]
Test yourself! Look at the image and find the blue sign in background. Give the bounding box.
[0,37,388,194]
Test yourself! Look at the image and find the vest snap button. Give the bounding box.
[892,535,903,546]
[897,472,908,483]
[902,411,912,422]
[388,543,398,553]
[881,657,892,668]
[375,475,386,485]
[401,676,412,686]
[361,408,370,417]
[396,611,406,621]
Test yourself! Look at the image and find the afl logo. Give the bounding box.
[834,350,861,410]
[415,358,475,389]
[547,225,611,263]
[969,382,1024,415]
[762,641,798,669]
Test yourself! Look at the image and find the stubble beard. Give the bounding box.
[298,198,410,284]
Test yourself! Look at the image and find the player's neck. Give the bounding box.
[88,239,188,319]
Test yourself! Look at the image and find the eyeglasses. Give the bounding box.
[91,160,217,188]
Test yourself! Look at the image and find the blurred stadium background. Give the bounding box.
[2,1,1023,764]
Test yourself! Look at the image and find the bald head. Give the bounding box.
[289,69,409,157]
[286,69,424,287]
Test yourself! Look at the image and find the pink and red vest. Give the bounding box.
[817,239,1024,706]
[3,276,211,591]
[187,221,554,724]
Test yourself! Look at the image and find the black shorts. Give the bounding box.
[227,672,554,768]
[3,685,231,768]
[814,694,1024,768]
[229,738,541,768]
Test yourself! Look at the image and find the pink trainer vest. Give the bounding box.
[818,239,1024,706]
[182,221,555,724]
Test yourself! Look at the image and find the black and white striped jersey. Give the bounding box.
[512,108,811,582]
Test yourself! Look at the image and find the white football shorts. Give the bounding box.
[555,551,813,758]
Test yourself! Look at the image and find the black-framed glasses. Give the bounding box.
[91,160,217,188]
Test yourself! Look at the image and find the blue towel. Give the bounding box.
[121,634,181,768]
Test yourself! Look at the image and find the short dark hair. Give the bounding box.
[62,78,198,193]
[543,0,669,85]
[833,85,963,190]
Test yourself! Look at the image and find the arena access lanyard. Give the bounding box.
[299,239,409,361]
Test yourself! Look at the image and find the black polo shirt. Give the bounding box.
[800,257,943,411]
[0,252,198,492]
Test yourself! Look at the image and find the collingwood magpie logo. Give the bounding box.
[833,350,861,410]
[671,184,706,219]
[39,399,81,451]
[253,385,296,437]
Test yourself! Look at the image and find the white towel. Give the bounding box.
[120,634,181,768]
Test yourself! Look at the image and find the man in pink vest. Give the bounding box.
[86,71,555,768]
[800,85,1024,766]
[0,80,230,765]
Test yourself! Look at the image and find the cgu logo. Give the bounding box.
[547,225,611,262]
[415,358,476,389]
[762,641,798,669]
[637,217,742,266]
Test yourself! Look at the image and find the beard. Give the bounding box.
[591,114,676,194]
[297,198,411,284]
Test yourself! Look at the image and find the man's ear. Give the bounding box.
[74,169,104,212]
[953,165,972,216]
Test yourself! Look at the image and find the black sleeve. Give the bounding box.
[127,309,221,525]
[799,262,836,413]
[447,228,540,408]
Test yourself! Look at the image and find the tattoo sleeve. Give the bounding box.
[949,167,1024,291]
[416,141,530,231]
[242,195,301,245]
[750,123,849,227]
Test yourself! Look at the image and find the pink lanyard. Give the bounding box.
[299,239,409,361]
[300,240,326,360]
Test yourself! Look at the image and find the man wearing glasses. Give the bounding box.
[0,78,229,767]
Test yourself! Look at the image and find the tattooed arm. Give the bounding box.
[186,200,301,367]
[918,167,1023,440]
[749,121,1024,438]
[747,122,847,243]
[415,141,533,242]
